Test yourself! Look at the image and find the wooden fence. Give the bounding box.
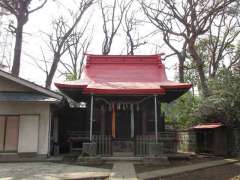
[92,135,112,155]
[159,132,177,153]
[135,135,155,156]
[135,132,177,156]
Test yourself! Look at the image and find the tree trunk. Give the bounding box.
[192,84,195,97]
[188,38,209,97]
[11,20,24,76]
[209,64,218,79]
[177,54,185,83]
[45,53,61,89]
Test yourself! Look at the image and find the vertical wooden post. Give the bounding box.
[158,100,165,132]
[53,117,59,143]
[100,105,106,135]
[130,104,134,138]
[154,95,158,144]
[142,106,146,135]
[90,94,94,142]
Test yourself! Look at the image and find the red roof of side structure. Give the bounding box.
[55,55,191,101]
[193,123,223,129]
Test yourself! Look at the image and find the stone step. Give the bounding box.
[113,152,134,157]
[102,156,144,162]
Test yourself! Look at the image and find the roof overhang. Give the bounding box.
[56,84,191,103]
[193,123,223,129]
[0,92,60,103]
[0,70,63,101]
[54,54,192,102]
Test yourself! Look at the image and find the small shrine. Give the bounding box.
[55,54,192,156]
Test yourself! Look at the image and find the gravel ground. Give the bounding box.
[160,163,240,180]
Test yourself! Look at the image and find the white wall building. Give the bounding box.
[0,70,62,157]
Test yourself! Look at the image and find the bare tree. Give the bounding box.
[0,19,14,72]
[44,0,94,88]
[163,32,187,83]
[100,0,130,55]
[184,3,240,81]
[32,47,50,80]
[229,42,240,72]
[122,2,146,55]
[141,0,237,97]
[141,1,188,83]
[207,7,240,78]
[0,0,47,76]
[232,44,240,75]
[60,27,92,80]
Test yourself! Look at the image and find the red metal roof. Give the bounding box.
[193,123,223,129]
[55,54,192,95]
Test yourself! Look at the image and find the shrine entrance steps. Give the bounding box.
[102,156,144,162]
[113,152,134,157]
[112,139,134,157]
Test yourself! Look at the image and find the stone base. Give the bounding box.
[113,152,134,157]
[112,140,134,153]
[148,143,163,156]
[0,153,47,162]
[82,142,97,156]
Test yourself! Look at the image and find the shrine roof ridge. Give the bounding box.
[85,54,164,65]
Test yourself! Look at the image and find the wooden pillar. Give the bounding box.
[130,104,134,138]
[53,117,59,143]
[142,106,147,135]
[158,98,164,132]
[89,94,94,142]
[100,105,106,135]
[154,95,158,144]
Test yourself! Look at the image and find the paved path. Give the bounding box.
[137,158,239,179]
[0,158,239,180]
[0,162,110,180]
[111,162,137,180]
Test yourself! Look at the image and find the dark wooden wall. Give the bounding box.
[57,106,88,153]
[55,95,165,153]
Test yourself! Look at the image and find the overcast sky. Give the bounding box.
[0,0,179,88]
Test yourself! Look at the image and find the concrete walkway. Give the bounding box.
[0,158,239,180]
[138,158,239,179]
[111,162,137,180]
[0,162,110,180]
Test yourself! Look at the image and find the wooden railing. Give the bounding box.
[135,132,177,156]
[92,135,112,155]
[67,131,177,156]
[135,135,154,156]
[67,131,90,152]
[159,132,177,153]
